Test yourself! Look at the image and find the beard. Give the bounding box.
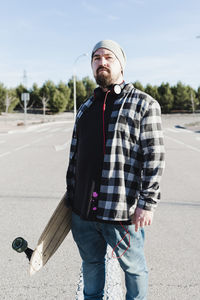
[95,67,113,88]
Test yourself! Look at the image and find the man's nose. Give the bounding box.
[99,56,107,66]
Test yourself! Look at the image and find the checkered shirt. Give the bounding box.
[66,83,165,222]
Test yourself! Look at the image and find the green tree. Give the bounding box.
[6,89,19,113]
[57,81,71,111]
[82,76,96,98]
[133,81,144,91]
[186,86,198,113]
[30,83,42,109]
[171,82,194,112]
[40,80,56,113]
[145,84,159,100]
[196,86,200,110]
[40,80,56,100]
[0,83,7,113]
[15,84,29,111]
[49,90,68,113]
[157,83,174,113]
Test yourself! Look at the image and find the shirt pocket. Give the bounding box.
[117,114,140,144]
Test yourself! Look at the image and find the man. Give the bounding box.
[66,40,165,300]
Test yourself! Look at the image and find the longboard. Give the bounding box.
[12,192,72,276]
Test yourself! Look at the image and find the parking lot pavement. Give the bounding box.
[1,112,200,299]
[0,112,74,133]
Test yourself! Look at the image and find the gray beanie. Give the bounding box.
[91,40,126,71]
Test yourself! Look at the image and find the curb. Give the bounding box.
[5,120,74,134]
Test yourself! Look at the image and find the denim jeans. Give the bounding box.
[71,212,148,300]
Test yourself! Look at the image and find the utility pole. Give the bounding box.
[23,70,28,87]
[190,91,195,114]
[5,93,9,113]
[73,53,88,119]
[21,70,30,125]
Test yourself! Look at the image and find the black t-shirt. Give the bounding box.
[72,89,116,220]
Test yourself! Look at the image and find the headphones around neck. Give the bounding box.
[94,82,126,99]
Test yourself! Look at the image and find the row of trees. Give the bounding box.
[134,81,200,113]
[0,78,200,114]
[0,77,96,115]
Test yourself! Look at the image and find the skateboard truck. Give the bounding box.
[12,237,33,261]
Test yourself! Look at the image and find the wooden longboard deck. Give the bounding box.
[29,193,72,276]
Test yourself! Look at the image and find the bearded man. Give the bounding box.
[66,40,165,300]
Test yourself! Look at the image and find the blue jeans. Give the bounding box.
[71,212,148,300]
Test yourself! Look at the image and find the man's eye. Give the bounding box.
[107,56,114,60]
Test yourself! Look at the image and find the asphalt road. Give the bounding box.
[0,113,200,299]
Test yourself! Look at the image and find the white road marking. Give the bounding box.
[44,134,53,139]
[63,128,73,133]
[36,127,51,133]
[196,137,200,141]
[50,128,62,133]
[0,140,6,144]
[55,141,70,151]
[32,138,43,144]
[165,135,200,153]
[165,127,192,134]
[0,151,11,157]
[14,144,30,151]
[165,128,180,133]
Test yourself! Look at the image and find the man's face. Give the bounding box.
[91,48,123,88]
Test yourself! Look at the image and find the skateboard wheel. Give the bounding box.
[12,237,28,253]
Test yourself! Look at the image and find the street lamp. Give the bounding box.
[73,53,88,119]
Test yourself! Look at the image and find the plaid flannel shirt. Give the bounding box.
[66,83,165,222]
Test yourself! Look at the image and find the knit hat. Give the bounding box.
[91,40,126,72]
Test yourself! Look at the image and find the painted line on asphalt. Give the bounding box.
[63,128,73,133]
[166,127,192,134]
[0,132,58,159]
[36,127,51,133]
[7,120,74,134]
[50,128,62,133]
[54,128,73,151]
[32,138,43,144]
[44,134,53,139]
[55,141,70,151]
[14,144,30,151]
[165,135,200,153]
[0,151,11,157]
[0,140,6,144]
[165,128,180,133]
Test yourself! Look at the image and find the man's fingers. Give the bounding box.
[135,220,139,232]
[140,219,145,228]
[132,208,154,231]
[134,217,152,232]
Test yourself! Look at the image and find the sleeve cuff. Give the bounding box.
[137,198,157,211]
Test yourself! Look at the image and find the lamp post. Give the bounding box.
[73,53,88,119]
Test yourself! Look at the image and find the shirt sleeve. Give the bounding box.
[66,126,77,206]
[137,99,165,211]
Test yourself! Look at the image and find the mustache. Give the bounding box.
[97,66,110,73]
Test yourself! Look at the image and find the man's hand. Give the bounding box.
[131,207,154,232]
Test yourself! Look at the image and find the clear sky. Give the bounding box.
[0,0,200,89]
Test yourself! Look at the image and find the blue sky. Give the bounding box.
[0,0,200,89]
